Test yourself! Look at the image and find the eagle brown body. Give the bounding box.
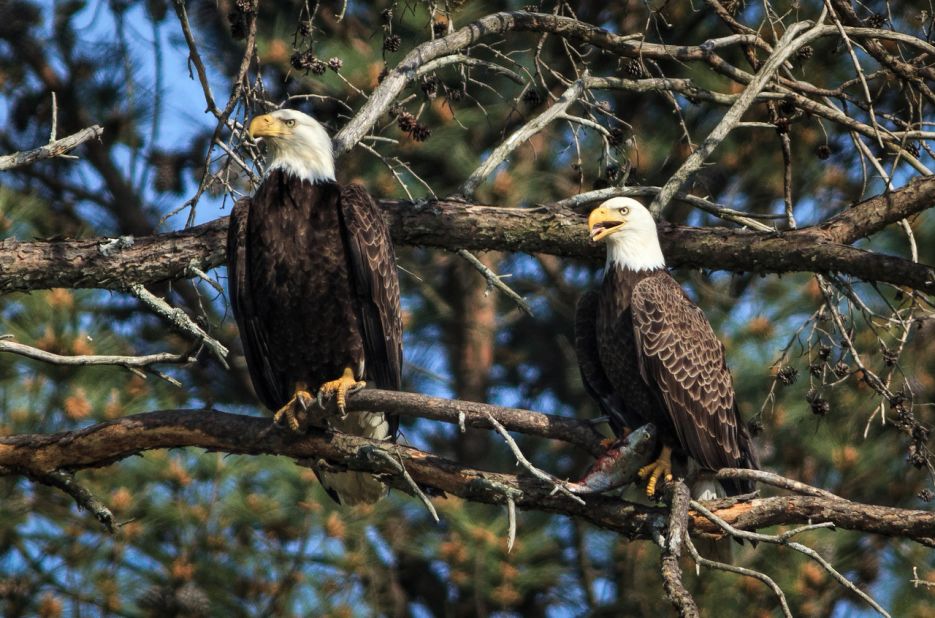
[228,167,402,505]
[577,198,758,497]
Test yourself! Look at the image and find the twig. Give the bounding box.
[367,447,439,523]
[911,566,935,589]
[172,0,217,114]
[506,496,517,553]
[649,18,823,216]
[690,499,892,617]
[549,186,776,230]
[455,249,533,317]
[683,534,793,618]
[415,54,525,84]
[186,263,225,296]
[2,467,116,533]
[49,92,58,142]
[714,468,842,500]
[459,77,587,197]
[483,411,586,505]
[127,283,229,368]
[0,337,197,370]
[0,125,104,171]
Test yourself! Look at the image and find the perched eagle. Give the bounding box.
[227,109,402,505]
[576,197,758,498]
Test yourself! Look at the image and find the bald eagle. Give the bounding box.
[576,198,758,498]
[227,109,402,505]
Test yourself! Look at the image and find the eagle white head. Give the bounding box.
[587,197,666,272]
[248,109,335,184]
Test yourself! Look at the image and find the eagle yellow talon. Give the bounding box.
[638,446,673,497]
[273,383,314,432]
[317,367,366,416]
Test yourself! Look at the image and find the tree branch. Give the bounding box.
[1,394,933,545]
[0,125,104,170]
[660,481,699,618]
[2,177,934,295]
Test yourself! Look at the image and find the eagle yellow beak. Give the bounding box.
[248,114,288,139]
[588,206,627,242]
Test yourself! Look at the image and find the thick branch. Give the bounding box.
[2,177,933,294]
[1,403,933,543]
[346,389,605,456]
[661,482,699,618]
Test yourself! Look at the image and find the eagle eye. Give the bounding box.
[620,207,629,215]
[285,119,296,127]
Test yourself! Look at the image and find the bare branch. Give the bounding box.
[0,467,116,534]
[649,19,822,216]
[683,534,793,618]
[455,249,533,317]
[127,283,229,368]
[690,499,891,617]
[0,337,196,371]
[484,410,586,505]
[459,77,587,197]
[0,125,103,171]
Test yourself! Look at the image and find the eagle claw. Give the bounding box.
[637,446,673,497]
[273,388,314,432]
[316,367,366,418]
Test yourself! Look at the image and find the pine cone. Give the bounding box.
[777,366,798,385]
[396,112,417,133]
[411,123,432,142]
[384,34,401,53]
[309,57,327,75]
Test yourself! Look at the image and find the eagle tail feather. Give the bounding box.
[319,410,392,506]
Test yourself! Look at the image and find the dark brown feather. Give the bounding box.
[630,271,749,472]
[574,289,631,434]
[227,171,402,430]
[581,266,758,495]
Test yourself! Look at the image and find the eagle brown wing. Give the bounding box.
[337,184,403,396]
[630,272,745,471]
[574,290,629,434]
[227,198,287,410]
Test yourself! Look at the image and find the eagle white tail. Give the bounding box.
[319,410,392,505]
[692,475,735,563]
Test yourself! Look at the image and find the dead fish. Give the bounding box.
[569,424,657,494]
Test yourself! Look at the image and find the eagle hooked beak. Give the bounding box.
[248,114,290,139]
[588,206,627,243]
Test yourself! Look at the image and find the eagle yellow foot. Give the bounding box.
[273,383,315,432]
[316,367,366,417]
[638,446,673,497]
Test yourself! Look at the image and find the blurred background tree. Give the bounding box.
[1,1,934,616]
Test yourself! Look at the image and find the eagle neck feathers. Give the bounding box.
[265,123,336,185]
[604,229,666,273]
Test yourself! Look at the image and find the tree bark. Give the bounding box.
[2,404,934,543]
[2,176,934,295]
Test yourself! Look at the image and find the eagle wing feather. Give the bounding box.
[630,273,744,471]
[227,197,288,410]
[575,289,629,434]
[337,184,403,441]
